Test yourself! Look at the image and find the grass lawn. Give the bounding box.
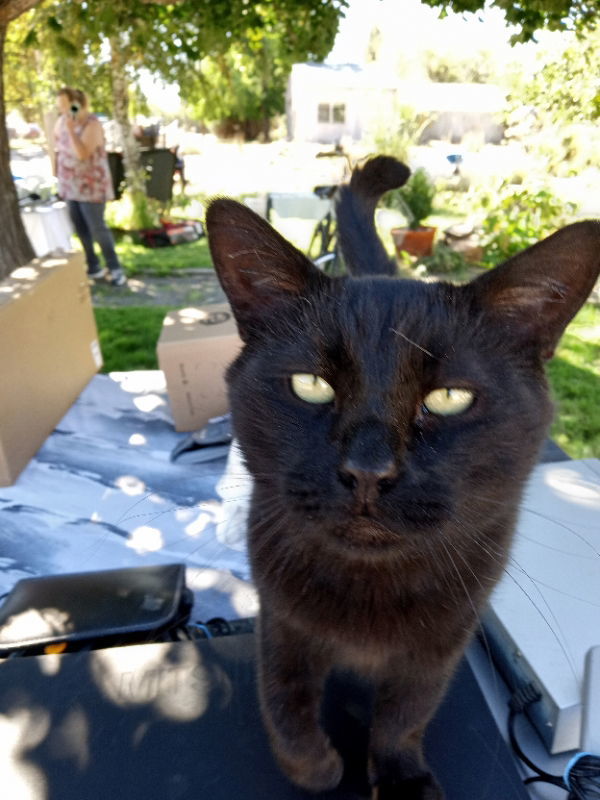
[114,234,212,276]
[94,301,599,459]
[547,303,600,459]
[95,306,175,371]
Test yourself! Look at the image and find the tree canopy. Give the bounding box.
[183,1,347,138]
[8,0,347,135]
[514,28,600,122]
[0,0,39,24]
[0,0,42,277]
[3,0,348,233]
[421,0,598,41]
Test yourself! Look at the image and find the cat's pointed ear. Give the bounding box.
[205,198,329,339]
[471,221,600,359]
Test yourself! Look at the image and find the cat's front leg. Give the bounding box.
[369,676,445,800]
[257,612,343,793]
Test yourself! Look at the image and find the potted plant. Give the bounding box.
[389,168,437,257]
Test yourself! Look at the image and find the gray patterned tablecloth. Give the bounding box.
[0,371,257,621]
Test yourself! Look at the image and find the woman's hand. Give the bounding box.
[64,113,77,135]
[64,114,103,161]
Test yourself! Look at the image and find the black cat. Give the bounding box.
[206,156,600,798]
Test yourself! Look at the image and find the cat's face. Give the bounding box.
[226,273,552,555]
[205,184,599,562]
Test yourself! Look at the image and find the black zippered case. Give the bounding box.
[0,563,192,656]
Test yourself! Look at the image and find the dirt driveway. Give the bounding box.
[91,269,227,308]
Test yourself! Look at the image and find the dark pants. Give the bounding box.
[67,200,123,276]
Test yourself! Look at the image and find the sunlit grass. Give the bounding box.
[94,307,174,372]
[547,304,599,459]
[94,300,599,459]
[113,234,213,276]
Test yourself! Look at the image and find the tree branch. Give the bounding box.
[0,0,41,25]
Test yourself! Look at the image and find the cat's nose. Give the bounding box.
[338,458,398,511]
[338,419,399,512]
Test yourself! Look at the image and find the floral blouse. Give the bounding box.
[56,114,114,203]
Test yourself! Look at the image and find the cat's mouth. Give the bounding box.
[330,515,399,551]
[328,493,454,550]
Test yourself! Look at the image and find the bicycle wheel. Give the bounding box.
[307,214,345,276]
[307,214,334,261]
[321,236,346,277]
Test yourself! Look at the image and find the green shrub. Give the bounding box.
[479,183,577,268]
[419,243,469,275]
[384,168,436,230]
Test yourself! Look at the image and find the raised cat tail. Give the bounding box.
[336,155,410,277]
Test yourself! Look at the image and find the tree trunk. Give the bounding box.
[261,113,271,143]
[0,21,35,280]
[259,46,271,143]
[109,36,151,229]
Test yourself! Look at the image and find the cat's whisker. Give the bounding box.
[440,521,506,702]
[251,510,292,554]
[389,327,437,359]
[444,536,486,595]
[253,507,290,534]
[509,568,600,609]
[449,519,579,683]
[516,507,600,558]
[422,536,463,610]
[468,490,600,558]
[441,509,505,564]
[438,539,482,636]
[500,559,581,689]
[460,497,599,681]
[451,515,582,688]
[514,533,596,559]
[113,491,157,525]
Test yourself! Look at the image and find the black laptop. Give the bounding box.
[0,633,529,799]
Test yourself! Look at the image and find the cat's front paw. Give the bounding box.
[276,742,344,793]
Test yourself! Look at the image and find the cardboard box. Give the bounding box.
[0,251,102,486]
[157,303,243,432]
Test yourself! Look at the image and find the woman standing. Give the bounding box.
[54,87,126,286]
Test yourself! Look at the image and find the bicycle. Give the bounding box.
[306,146,353,276]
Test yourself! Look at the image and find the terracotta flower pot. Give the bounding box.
[391,226,437,258]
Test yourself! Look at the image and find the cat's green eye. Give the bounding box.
[423,388,474,416]
[291,373,335,404]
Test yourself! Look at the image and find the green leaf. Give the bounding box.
[23,28,38,47]
[47,15,63,32]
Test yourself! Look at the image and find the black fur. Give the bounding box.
[336,155,410,276]
[205,156,600,798]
